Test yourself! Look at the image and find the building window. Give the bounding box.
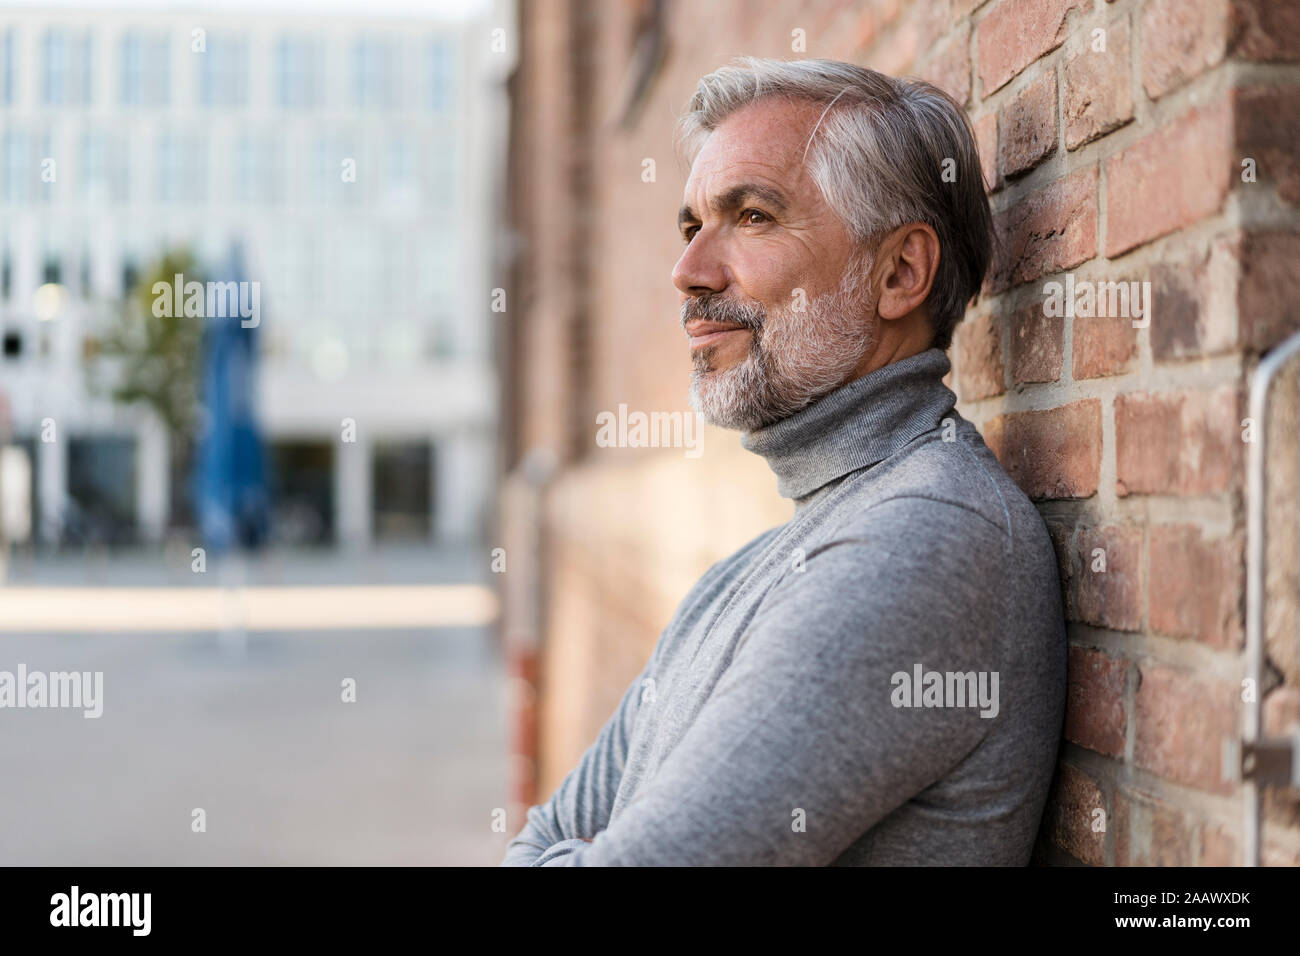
[2,130,28,202]
[42,256,60,286]
[310,134,355,205]
[68,436,139,545]
[427,138,455,211]
[384,134,420,208]
[80,129,105,200]
[79,129,129,203]
[120,31,170,107]
[82,32,93,104]
[427,37,452,112]
[159,132,182,201]
[42,28,94,106]
[121,259,138,298]
[269,441,335,545]
[39,130,53,204]
[1,28,16,107]
[275,35,319,109]
[197,33,249,107]
[353,37,397,109]
[235,132,282,204]
[287,230,317,305]
[41,30,66,104]
[388,135,412,184]
[236,134,256,201]
[158,130,208,203]
[372,441,432,541]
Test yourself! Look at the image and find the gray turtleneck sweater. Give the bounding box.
[501,348,1067,866]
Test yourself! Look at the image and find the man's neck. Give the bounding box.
[845,317,936,382]
[740,348,957,507]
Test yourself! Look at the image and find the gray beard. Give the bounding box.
[688,261,876,432]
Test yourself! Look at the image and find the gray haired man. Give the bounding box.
[502,58,1067,866]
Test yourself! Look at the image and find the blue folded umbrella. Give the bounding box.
[194,239,270,553]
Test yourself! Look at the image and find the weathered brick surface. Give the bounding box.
[1076,524,1143,632]
[990,167,1098,291]
[1042,763,1106,864]
[1150,236,1239,361]
[1009,301,1063,384]
[1063,17,1133,149]
[983,400,1102,499]
[1237,231,1300,352]
[952,310,1005,400]
[973,111,998,192]
[1104,101,1234,257]
[1114,387,1241,496]
[1148,524,1243,649]
[1000,70,1057,177]
[1233,0,1300,62]
[1065,645,1128,756]
[1262,687,1300,832]
[1115,789,1195,866]
[1263,686,1300,737]
[1261,841,1300,867]
[1044,517,1076,619]
[1235,85,1300,208]
[1134,665,1238,795]
[917,20,972,106]
[1200,822,1240,865]
[1141,0,1232,100]
[1074,314,1136,379]
[977,0,1086,94]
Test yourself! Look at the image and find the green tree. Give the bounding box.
[86,248,206,527]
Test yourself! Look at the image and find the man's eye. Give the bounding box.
[741,208,769,225]
[682,225,699,243]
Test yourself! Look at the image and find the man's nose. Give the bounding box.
[671,232,727,296]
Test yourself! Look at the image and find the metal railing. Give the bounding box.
[1230,327,1300,866]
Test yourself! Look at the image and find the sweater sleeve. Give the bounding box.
[498,653,655,866]
[537,496,1007,866]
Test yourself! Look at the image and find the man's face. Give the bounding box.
[673,97,878,431]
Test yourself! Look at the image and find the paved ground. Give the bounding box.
[0,546,513,865]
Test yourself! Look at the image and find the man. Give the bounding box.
[501,58,1066,866]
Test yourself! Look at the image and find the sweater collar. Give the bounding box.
[740,348,957,503]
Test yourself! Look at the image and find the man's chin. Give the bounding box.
[689,372,764,432]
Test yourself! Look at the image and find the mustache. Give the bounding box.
[680,293,765,331]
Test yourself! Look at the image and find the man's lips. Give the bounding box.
[685,319,750,349]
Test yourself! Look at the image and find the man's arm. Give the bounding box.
[499,651,655,866]
[536,496,1007,866]
[499,535,772,865]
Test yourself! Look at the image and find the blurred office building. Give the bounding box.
[0,2,506,550]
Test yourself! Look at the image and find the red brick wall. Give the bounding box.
[500,0,1300,865]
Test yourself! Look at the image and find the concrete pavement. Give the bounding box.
[0,545,514,865]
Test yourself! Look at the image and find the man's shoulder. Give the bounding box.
[832,420,1042,544]
[674,523,783,607]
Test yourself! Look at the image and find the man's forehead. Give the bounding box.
[682,98,825,203]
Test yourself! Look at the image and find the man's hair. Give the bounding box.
[676,57,994,352]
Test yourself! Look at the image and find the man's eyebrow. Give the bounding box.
[678,182,789,228]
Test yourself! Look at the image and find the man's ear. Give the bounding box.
[873,223,940,322]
